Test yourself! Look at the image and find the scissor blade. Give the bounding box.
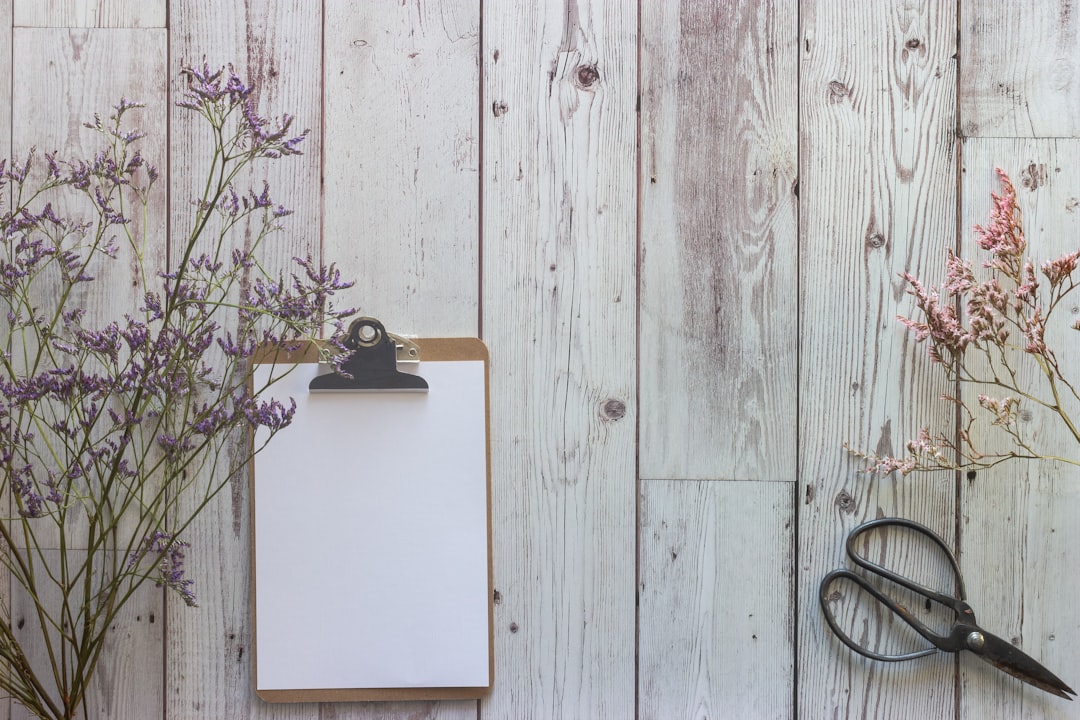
[975,631,1076,700]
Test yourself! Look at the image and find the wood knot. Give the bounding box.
[827,80,849,103]
[1020,162,1047,191]
[905,38,921,49]
[835,490,855,513]
[865,232,886,250]
[575,64,600,89]
[509,622,519,634]
[492,100,509,117]
[601,399,626,421]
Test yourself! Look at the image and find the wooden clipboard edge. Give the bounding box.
[249,336,494,703]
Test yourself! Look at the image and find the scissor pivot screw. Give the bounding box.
[966,631,985,651]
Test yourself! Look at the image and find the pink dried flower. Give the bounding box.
[1041,250,1080,287]
[974,168,1026,279]
[965,278,1009,343]
[1022,306,1048,354]
[857,167,1080,477]
[898,273,971,362]
[1013,261,1039,305]
[944,249,975,295]
[978,394,1019,427]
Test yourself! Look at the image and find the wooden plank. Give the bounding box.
[8,26,167,720]
[10,552,163,720]
[318,2,481,718]
[12,27,168,337]
[13,0,165,28]
[639,480,794,719]
[957,141,1080,719]
[481,2,637,717]
[0,0,10,164]
[639,0,798,483]
[797,0,961,717]
[0,3,11,716]
[960,1,1080,138]
[323,0,480,338]
[167,3,321,718]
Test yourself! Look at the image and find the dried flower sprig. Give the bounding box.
[851,169,1080,475]
[0,66,354,720]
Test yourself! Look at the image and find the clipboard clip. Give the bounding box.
[309,317,428,393]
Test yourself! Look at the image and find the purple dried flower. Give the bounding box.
[234,393,296,431]
[129,531,199,607]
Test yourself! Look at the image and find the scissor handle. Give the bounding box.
[819,569,942,661]
[820,517,978,660]
[846,517,967,607]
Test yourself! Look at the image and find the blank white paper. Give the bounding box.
[253,360,490,691]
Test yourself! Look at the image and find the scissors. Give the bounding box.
[819,517,1076,700]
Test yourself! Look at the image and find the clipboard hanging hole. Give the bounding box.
[347,318,384,349]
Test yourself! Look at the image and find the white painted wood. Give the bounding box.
[481,2,638,717]
[639,479,793,719]
[960,1,1080,138]
[323,0,480,339]
[166,3,321,719]
[12,27,168,340]
[320,2,481,718]
[10,552,163,720]
[639,0,798,483]
[13,0,165,28]
[0,0,10,163]
[958,142,1080,719]
[6,4,1080,720]
[7,27,166,720]
[797,0,961,717]
[0,3,12,716]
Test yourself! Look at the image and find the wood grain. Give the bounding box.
[9,552,163,720]
[958,142,1080,719]
[167,2,321,718]
[960,1,1080,138]
[319,2,481,718]
[7,26,166,720]
[12,27,168,341]
[481,2,638,716]
[639,0,798,483]
[323,0,480,340]
[797,0,960,717]
[7,4,1080,719]
[0,3,11,716]
[0,0,10,164]
[638,479,794,719]
[13,0,165,28]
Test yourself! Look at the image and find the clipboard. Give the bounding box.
[250,318,493,702]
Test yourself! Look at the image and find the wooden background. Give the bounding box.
[3,0,1080,718]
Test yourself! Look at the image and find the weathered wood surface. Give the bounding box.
[958,142,1080,720]
[320,1,480,718]
[481,2,638,716]
[12,0,165,28]
[166,3,323,719]
[639,0,798,484]
[638,479,793,719]
[323,0,480,339]
[4,1,1080,718]
[0,2,9,717]
[960,0,1080,138]
[8,25,167,720]
[797,0,962,718]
